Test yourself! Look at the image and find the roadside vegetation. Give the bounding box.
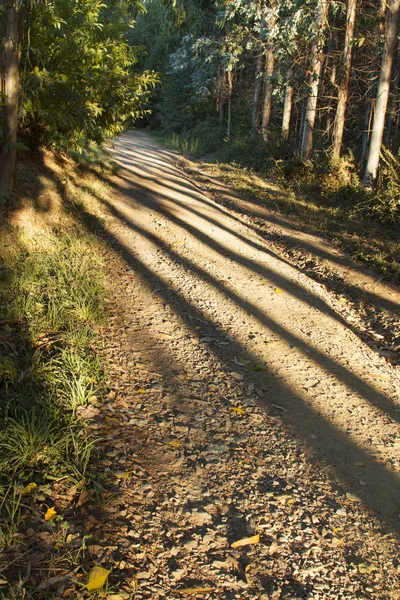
[0,148,116,597]
[165,134,400,282]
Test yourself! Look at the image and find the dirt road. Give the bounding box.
[89,131,400,598]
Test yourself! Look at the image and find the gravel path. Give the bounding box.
[87,131,400,598]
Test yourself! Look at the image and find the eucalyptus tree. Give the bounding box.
[363,0,400,185]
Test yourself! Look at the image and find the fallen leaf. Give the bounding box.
[346,492,362,503]
[358,563,377,574]
[137,389,147,393]
[22,482,37,495]
[44,507,57,521]
[231,534,260,548]
[231,406,245,415]
[86,566,111,591]
[234,357,250,366]
[77,490,91,507]
[114,470,130,479]
[275,288,283,294]
[105,416,120,425]
[167,440,181,448]
[172,454,185,470]
[174,588,215,595]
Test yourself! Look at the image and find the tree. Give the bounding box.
[300,0,329,160]
[363,0,400,185]
[331,0,357,160]
[0,0,20,202]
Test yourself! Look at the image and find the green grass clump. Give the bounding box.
[0,230,105,550]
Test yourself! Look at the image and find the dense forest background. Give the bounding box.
[132,0,400,225]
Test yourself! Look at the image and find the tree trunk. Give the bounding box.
[361,0,387,163]
[363,0,400,186]
[227,69,233,140]
[252,52,264,135]
[331,0,357,160]
[218,69,225,124]
[0,0,20,202]
[260,43,275,140]
[300,0,329,160]
[385,44,399,146]
[252,19,266,136]
[281,67,293,141]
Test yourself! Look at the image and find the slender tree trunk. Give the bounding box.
[385,44,399,146]
[331,0,357,160]
[300,0,329,160]
[361,0,387,162]
[218,69,225,124]
[252,52,264,135]
[0,0,20,202]
[363,0,400,186]
[261,41,275,140]
[281,67,293,141]
[252,19,266,136]
[227,69,233,140]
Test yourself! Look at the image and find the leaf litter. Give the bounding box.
[71,248,400,600]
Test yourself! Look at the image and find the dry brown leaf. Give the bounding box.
[76,490,91,507]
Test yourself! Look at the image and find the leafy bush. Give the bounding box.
[15,0,159,152]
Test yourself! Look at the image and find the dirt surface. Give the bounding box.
[84,131,400,598]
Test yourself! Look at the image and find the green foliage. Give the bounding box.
[11,0,159,151]
[163,118,224,155]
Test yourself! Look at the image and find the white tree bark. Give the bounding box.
[281,67,293,141]
[300,0,329,160]
[363,0,400,186]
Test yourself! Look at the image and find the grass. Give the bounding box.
[0,230,105,488]
[0,151,111,595]
[185,152,400,283]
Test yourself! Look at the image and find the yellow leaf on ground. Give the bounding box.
[44,507,57,521]
[114,470,130,479]
[167,440,181,448]
[231,406,245,415]
[231,534,260,548]
[22,482,37,495]
[137,388,147,393]
[358,563,377,574]
[275,288,283,294]
[174,587,215,595]
[86,566,111,591]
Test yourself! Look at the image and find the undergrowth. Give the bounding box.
[0,228,106,587]
[159,128,400,282]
